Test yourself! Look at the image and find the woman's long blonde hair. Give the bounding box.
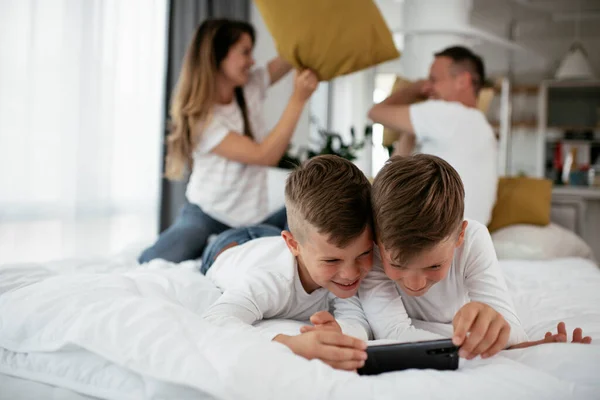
[165,19,255,180]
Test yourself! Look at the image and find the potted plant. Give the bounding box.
[278,117,373,169]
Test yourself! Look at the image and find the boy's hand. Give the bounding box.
[299,311,342,334]
[452,301,511,360]
[273,331,367,371]
[509,322,592,349]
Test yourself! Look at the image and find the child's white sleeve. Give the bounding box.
[329,294,371,341]
[202,272,289,340]
[359,264,444,342]
[463,222,529,346]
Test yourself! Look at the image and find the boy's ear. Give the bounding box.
[455,220,468,248]
[282,230,301,257]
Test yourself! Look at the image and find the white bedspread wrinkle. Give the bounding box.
[0,257,599,400]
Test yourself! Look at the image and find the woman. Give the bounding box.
[139,19,318,263]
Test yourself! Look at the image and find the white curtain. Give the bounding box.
[0,0,168,263]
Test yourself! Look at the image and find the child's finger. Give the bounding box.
[471,317,505,357]
[318,343,368,364]
[310,311,334,325]
[582,336,592,344]
[452,310,476,346]
[459,314,493,358]
[327,359,366,371]
[545,332,552,339]
[300,325,316,334]
[319,331,367,351]
[572,328,583,343]
[481,325,510,359]
[557,322,567,337]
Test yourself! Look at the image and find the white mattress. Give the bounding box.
[0,254,599,400]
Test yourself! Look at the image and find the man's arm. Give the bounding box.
[367,80,427,135]
[392,131,417,157]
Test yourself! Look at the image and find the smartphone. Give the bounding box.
[357,338,459,375]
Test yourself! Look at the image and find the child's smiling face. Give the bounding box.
[379,221,467,296]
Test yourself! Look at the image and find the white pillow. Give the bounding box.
[491,223,595,261]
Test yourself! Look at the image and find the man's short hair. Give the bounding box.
[435,46,485,94]
[371,154,465,264]
[285,155,372,248]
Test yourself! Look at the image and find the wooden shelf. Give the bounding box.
[547,125,600,131]
[490,121,537,129]
[546,138,600,145]
[492,84,539,95]
[553,185,600,199]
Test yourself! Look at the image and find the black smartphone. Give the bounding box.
[358,338,459,375]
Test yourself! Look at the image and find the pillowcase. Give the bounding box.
[487,177,552,233]
[254,0,400,81]
[382,77,425,147]
[492,223,595,261]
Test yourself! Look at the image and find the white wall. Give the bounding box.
[250,4,310,148]
[470,9,600,82]
[328,70,376,176]
[250,4,312,212]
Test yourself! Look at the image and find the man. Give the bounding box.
[368,46,497,226]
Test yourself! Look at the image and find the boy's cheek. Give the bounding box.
[432,266,451,282]
[383,264,404,282]
[362,255,375,273]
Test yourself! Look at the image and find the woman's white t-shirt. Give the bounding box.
[186,68,272,227]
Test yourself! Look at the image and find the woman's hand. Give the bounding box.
[292,69,318,102]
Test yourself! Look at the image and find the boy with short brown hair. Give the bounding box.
[362,154,527,359]
[360,154,590,359]
[201,155,374,371]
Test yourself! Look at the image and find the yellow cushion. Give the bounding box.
[382,77,425,147]
[254,0,400,81]
[487,177,553,233]
[382,77,495,147]
[476,86,495,115]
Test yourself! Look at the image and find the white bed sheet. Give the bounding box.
[0,255,599,400]
[0,373,98,400]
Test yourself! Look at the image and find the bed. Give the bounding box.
[1,242,599,400]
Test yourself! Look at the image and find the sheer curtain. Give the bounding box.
[0,0,168,263]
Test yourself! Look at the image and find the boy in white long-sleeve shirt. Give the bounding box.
[201,155,374,371]
[354,154,591,360]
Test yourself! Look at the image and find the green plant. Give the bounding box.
[278,119,373,169]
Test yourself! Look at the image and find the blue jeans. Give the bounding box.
[138,202,287,263]
[200,224,283,274]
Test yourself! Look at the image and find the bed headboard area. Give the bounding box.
[488,178,600,262]
[551,186,600,261]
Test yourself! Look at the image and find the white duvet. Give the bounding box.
[0,256,599,400]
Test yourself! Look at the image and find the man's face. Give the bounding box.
[284,226,374,299]
[424,56,468,102]
[379,221,467,297]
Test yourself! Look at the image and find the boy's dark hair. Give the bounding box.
[435,46,485,94]
[285,155,372,248]
[371,154,465,264]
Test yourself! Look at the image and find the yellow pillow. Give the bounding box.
[382,77,495,147]
[382,77,425,147]
[487,177,552,233]
[254,0,400,81]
